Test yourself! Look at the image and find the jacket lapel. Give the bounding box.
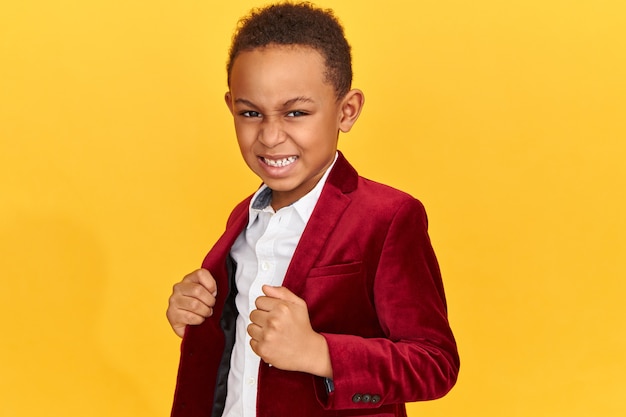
[202,197,251,302]
[282,152,358,296]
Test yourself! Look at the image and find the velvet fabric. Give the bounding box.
[171,152,459,417]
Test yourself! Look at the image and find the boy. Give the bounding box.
[167,3,459,417]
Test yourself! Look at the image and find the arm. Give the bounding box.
[320,198,459,409]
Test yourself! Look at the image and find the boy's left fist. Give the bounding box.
[248,285,332,378]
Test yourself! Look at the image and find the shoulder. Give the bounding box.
[330,152,426,210]
[353,176,427,216]
[327,153,428,223]
[356,176,422,204]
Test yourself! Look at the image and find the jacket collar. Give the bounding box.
[327,150,359,195]
[282,151,359,296]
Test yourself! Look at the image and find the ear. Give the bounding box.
[225,91,234,115]
[338,89,365,133]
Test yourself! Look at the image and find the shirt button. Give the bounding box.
[261,262,270,271]
[247,377,256,386]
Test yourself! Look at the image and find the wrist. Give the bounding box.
[305,333,333,378]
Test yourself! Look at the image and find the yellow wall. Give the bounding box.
[1,1,624,416]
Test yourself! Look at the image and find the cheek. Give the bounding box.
[293,123,329,145]
[234,124,256,146]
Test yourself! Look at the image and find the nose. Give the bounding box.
[258,118,286,148]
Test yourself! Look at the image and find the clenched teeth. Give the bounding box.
[263,156,298,167]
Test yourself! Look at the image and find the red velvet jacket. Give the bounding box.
[171,152,459,417]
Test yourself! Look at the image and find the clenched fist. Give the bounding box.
[166,269,218,337]
[247,285,332,378]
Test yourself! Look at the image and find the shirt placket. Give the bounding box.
[242,211,280,416]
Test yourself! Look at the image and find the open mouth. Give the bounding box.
[262,156,298,167]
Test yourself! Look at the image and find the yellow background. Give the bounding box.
[1,0,625,416]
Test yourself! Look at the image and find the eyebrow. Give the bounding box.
[234,96,315,109]
[283,96,315,107]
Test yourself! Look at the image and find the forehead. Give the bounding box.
[229,45,333,99]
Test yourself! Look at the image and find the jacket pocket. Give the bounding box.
[304,261,379,335]
[308,261,363,278]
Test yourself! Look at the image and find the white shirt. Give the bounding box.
[223,154,337,417]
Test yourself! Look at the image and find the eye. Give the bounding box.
[241,111,262,118]
[286,111,307,117]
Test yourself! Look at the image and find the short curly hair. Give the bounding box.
[227,2,353,99]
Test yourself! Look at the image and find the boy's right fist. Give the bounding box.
[166,268,218,337]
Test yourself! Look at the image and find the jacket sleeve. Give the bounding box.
[317,197,459,411]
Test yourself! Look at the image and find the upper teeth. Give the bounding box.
[264,156,297,167]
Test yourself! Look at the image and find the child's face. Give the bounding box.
[225,45,362,210]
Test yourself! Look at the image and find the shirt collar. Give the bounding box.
[246,152,338,228]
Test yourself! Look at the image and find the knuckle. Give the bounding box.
[186,312,205,325]
[267,317,281,331]
[183,271,197,281]
[197,268,212,281]
[167,296,179,310]
[188,298,206,314]
[190,284,206,298]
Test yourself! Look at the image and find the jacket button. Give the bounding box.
[362,394,371,403]
[371,395,381,404]
[352,394,362,403]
